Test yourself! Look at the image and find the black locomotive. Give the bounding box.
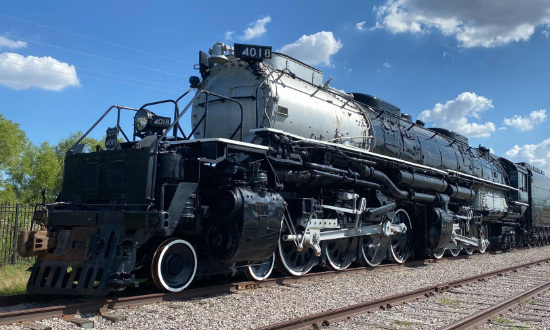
[18,42,550,295]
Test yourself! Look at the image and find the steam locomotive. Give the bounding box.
[18,41,550,295]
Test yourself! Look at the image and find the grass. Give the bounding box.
[519,298,533,306]
[439,297,461,308]
[392,320,418,327]
[492,317,530,329]
[493,317,513,324]
[0,262,32,295]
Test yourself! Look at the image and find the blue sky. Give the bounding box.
[0,0,549,172]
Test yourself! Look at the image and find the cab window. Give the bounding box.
[519,173,527,192]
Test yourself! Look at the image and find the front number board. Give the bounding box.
[234,43,272,61]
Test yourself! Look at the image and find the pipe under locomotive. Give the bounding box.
[17,42,550,295]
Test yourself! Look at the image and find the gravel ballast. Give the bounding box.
[3,246,550,330]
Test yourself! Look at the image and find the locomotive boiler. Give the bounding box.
[17,41,550,295]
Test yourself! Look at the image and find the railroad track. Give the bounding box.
[0,295,70,309]
[0,254,473,327]
[258,257,550,330]
[480,284,550,329]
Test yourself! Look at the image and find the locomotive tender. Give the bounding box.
[18,41,550,295]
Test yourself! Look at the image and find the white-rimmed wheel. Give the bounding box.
[277,239,319,276]
[447,245,460,257]
[478,225,489,253]
[151,238,197,292]
[432,249,445,259]
[360,235,388,267]
[389,209,413,264]
[324,238,356,271]
[463,210,475,255]
[245,253,275,281]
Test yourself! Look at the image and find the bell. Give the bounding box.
[209,41,229,65]
[209,54,229,65]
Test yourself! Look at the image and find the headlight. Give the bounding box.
[134,109,152,131]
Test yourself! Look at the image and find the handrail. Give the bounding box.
[68,105,138,154]
[68,87,245,156]
[160,90,244,142]
[138,88,195,139]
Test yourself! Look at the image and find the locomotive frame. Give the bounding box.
[17,42,550,295]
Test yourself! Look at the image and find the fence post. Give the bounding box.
[11,203,19,264]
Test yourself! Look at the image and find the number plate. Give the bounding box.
[150,115,171,129]
[234,43,272,60]
[105,127,119,150]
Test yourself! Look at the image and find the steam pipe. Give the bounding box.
[369,169,409,199]
[304,162,350,176]
[368,168,441,202]
[394,171,448,193]
[410,191,439,203]
[312,170,380,189]
[446,184,475,201]
[275,170,312,183]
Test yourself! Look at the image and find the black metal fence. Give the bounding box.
[0,203,35,264]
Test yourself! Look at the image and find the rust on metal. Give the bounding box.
[441,281,550,329]
[0,254,518,327]
[257,256,550,330]
[17,230,57,257]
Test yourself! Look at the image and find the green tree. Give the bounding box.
[2,143,35,202]
[0,115,31,202]
[28,142,61,202]
[0,115,28,171]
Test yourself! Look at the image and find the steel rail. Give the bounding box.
[440,277,550,330]
[256,257,550,330]
[0,256,467,326]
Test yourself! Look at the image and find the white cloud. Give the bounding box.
[505,138,550,174]
[0,36,27,50]
[543,24,550,38]
[418,92,495,138]
[0,53,79,91]
[278,31,343,66]
[384,62,391,68]
[224,31,234,41]
[373,0,550,48]
[356,21,367,31]
[503,109,547,131]
[242,16,271,40]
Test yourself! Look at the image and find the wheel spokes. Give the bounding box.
[361,235,388,267]
[389,209,412,264]
[325,238,356,271]
[277,239,319,276]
